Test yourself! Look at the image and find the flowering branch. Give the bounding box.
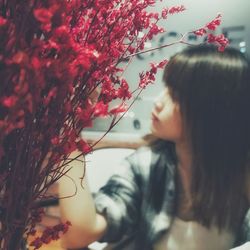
[127,13,229,58]
[0,1,227,249]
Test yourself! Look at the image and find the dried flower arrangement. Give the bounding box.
[0,0,227,249]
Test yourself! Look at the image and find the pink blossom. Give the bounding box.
[109,103,127,115]
[161,8,168,19]
[76,139,92,154]
[0,16,7,26]
[206,13,222,31]
[207,33,229,51]
[1,96,18,108]
[148,23,165,39]
[51,137,60,145]
[168,5,186,15]
[194,28,207,36]
[33,8,53,23]
[116,79,132,100]
[94,101,109,117]
[30,221,71,249]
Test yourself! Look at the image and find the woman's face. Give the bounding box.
[150,87,183,142]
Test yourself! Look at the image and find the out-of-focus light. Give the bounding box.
[239,41,246,47]
[240,47,246,53]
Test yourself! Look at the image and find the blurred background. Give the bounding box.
[83,0,250,140]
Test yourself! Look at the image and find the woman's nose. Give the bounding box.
[154,94,164,111]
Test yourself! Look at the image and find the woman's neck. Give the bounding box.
[175,141,193,220]
[175,141,192,173]
[175,141,192,196]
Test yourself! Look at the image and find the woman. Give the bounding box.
[59,45,250,249]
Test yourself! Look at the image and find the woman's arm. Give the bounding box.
[58,151,107,249]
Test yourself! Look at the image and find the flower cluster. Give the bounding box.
[194,13,229,51]
[26,208,45,237]
[194,13,222,36]
[29,221,71,249]
[0,0,226,249]
[207,33,229,52]
[0,0,188,249]
[160,5,186,20]
[139,59,168,88]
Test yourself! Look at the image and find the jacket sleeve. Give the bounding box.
[94,148,151,242]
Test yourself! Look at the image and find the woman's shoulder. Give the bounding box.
[124,141,175,175]
[124,146,153,171]
[131,138,175,157]
[126,144,163,163]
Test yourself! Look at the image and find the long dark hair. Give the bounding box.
[163,45,250,231]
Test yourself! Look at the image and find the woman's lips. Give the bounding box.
[151,112,159,122]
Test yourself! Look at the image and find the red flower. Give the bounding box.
[30,221,71,249]
[94,101,109,117]
[31,57,41,69]
[43,87,57,105]
[0,16,7,26]
[148,23,164,40]
[116,79,132,100]
[75,103,93,126]
[168,5,186,15]
[30,238,43,249]
[207,33,229,51]
[76,139,92,154]
[33,8,53,23]
[192,14,228,51]
[145,0,156,4]
[109,103,127,115]
[51,137,60,145]
[1,96,18,108]
[206,13,222,31]
[11,51,28,65]
[161,8,168,19]
[157,60,168,68]
[53,25,71,43]
[150,59,168,73]
[194,28,207,36]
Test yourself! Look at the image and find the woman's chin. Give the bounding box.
[150,125,158,137]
